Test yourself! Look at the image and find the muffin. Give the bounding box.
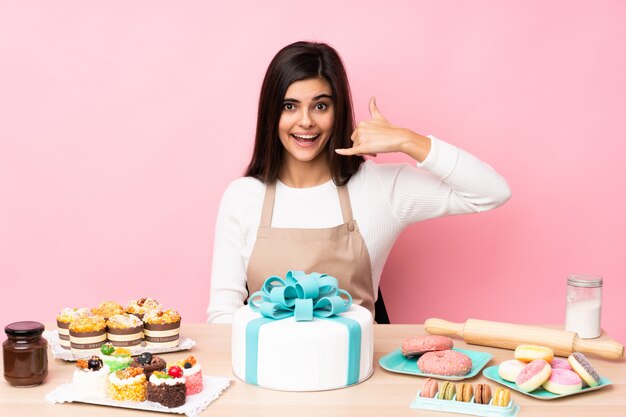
[91,301,125,320]
[100,343,133,372]
[69,316,107,354]
[56,308,93,350]
[174,355,203,395]
[125,298,162,320]
[130,352,166,379]
[108,367,147,402]
[106,314,143,347]
[147,366,186,408]
[143,309,181,348]
[72,356,109,400]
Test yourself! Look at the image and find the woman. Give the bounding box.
[207,41,510,323]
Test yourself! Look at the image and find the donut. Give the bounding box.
[474,384,492,404]
[514,344,554,363]
[542,368,583,394]
[401,335,453,357]
[515,359,552,392]
[550,357,572,371]
[456,382,473,402]
[417,350,473,376]
[498,359,526,382]
[493,387,511,407]
[437,381,456,400]
[420,378,438,398]
[568,352,601,387]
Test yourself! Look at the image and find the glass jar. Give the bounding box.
[3,321,48,387]
[565,274,603,339]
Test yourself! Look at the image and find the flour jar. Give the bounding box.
[565,274,603,339]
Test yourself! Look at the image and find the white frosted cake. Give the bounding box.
[232,304,373,391]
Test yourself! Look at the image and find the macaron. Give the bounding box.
[456,382,473,402]
[474,384,492,404]
[550,357,572,371]
[514,344,554,363]
[401,335,454,357]
[437,381,456,400]
[493,387,511,407]
[420,378,438,398]
[543,368,583,395]
[417,350,473,376]
[515,359,552,392]
[568,352,601,387]
[498,359,526,382]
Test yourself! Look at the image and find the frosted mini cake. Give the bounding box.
[174,355,203,395]
[100,343,132,372]
[147,366,186,408]
[72,356,109,399]
[108,367,147,402]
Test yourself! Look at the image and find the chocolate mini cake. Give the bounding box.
[148,367,186,408]
[131,352,166,379]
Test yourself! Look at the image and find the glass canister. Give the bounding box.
[565,274,603,339]
[3,321,49,387]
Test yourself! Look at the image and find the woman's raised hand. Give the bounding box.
[335,97,431,162]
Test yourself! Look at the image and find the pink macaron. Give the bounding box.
[543,368,583,395]
[515,359,552,392]
[420,378,438,398]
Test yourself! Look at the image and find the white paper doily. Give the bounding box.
[45,375,231,417]
[44,330,196,361]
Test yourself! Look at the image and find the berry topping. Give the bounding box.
[100,343,115,356]
[184,362,192,369]
[168,365,183,378]
[88,356,104,371]
[138,352,153,365]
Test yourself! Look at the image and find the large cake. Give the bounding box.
[231,271,374,391]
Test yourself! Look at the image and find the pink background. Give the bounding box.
[1,2,625,343]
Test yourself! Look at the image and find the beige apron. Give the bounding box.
[246,182,376,317]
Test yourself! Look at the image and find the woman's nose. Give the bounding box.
[298,109,314,128]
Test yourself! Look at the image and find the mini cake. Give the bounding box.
[108,367,147,402]
[106,314,143,347]
[174,355,203,395]
[72,356,109,399]
[56,308,93,350]
[143,309,181,348]
[130,352,166,379]
[92,301,125,320]
[147,366,186,408]
[126,298,162,320]
[69,316,107,353]
[100,343,133,372]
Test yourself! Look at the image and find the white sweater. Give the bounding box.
[207,136,511,323]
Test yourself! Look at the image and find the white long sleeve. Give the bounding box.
[207,136,511,323]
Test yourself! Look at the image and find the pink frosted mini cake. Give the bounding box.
[174,355,203,395]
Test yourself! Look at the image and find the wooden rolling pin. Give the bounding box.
[424,318,624,360]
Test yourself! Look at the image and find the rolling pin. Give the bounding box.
[424,318,624,360]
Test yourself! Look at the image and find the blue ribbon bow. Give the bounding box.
[248,270,352,321]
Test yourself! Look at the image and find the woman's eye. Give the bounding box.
[283,103,295,111]
[314,103,328,111]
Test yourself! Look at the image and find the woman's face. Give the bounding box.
[278,77,334,165]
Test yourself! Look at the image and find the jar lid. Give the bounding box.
[567,274,603,288]
[4,321,45,337]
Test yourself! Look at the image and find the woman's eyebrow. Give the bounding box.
[283,93,334,103]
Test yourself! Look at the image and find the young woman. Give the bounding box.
[207,41,511,323]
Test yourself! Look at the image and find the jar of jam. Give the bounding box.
[3,321,48,387]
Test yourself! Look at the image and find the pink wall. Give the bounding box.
[1,2,625,343]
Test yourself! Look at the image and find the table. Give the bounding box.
[2,323,625,416]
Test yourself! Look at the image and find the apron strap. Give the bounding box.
[260,182,277,227]
[260,182,354,227]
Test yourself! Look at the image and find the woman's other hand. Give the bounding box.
[335,97,431,162]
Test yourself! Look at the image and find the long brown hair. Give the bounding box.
[244,41,364,186]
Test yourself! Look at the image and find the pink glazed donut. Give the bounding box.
[401,335,454,357]
[515,359,552,392]
[543,368,583,395]
[417,350,473,376]
[550,357,572,371]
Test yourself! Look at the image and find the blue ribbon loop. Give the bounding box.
[248,270,353,321]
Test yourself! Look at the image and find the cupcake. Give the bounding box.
[108,367,147,402]
[143,309,181,348]
[106,314,143,347]
[56,308,93,350]
[72,356,109,400]
[130,352,166,379]
[174,355,203,395]
[69,316,107,354]
[100,343,133,372]
[147,366,186,408]
[125,298,162,320]
[92,301,125,320]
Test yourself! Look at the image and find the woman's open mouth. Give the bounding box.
[291,133,320,147]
